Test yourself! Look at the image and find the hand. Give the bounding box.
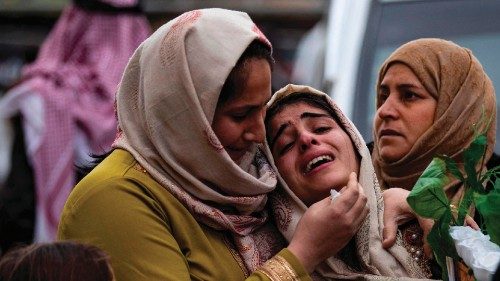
[381,188,434,257]
[381,188,414,248]
[288,172,369,273]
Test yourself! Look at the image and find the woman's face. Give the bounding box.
[269,102,359,206]
[212,58,271,163]
[374,63,437,163]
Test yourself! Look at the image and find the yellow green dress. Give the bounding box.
[58,149,311,281]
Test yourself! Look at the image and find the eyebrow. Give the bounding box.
[229,96,272,111]
[380,83,420,90]
[270,111,332,148]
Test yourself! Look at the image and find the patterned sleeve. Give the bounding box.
[249,249,312,281]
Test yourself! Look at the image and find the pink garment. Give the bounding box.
[13,4,150,241]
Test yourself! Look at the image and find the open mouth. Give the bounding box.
[379,129,401,137]
[304,155,334,174]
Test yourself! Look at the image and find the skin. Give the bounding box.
[376,64,479,256]
[374,63,437,163]
[268,101,368,272]
[269,102,360,206]
[212,58,272,163]
[213,63,368,272]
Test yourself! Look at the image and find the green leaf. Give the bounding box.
[427,210,459,280]
[476,188,500,245]
[457,187,474,225]
[407,158,451,220]
[443,155,464,182]
[463,135,487,191]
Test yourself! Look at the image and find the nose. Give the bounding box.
[298,130,318,153]
[377,94,399,120]
[243,115,266,143]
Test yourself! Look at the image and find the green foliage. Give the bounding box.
[407,158,450,220]
[407,131,500,280]
[427,211,460,281]
[476,187,500,245]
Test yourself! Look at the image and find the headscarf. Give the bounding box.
[0,0,150,242]
[372,38,496,202]
[112,8,281,272]
[264,84,430,280]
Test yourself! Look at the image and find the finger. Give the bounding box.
[335,173,360,211]
[419,218,434,258]
[382,217,398,248]
[343,185,368,231]
[464,215,479,230]
[423,241,433,259]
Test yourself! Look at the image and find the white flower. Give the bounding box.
[449,226,500,281]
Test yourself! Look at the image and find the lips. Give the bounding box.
[303,154,335,174]
[379,128,402,138]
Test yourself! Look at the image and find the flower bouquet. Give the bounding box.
[406,124,500,281]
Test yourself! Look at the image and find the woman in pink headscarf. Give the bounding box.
[58,8,368,281]
[0,0,150,242]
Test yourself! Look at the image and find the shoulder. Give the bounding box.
[59,149,190,239]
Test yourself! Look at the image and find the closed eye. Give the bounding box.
[313,126,332,134]
[279,142,294,156]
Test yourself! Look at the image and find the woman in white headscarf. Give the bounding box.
[265,84,432,280]
[58,9,368,281]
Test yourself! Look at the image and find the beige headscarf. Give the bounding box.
[264,84,430,280]
[372,38,496,202]
[112,8,281,272]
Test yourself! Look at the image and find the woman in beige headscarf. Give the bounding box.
[372,38,496,275]
[265,84,432,280]
[58,9,368,281]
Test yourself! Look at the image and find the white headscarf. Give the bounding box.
[265,84,431,280]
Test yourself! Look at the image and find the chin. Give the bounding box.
[380,151,404,163]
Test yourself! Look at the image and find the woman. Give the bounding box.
[264,84,431,280]
[58,9,367,281]
[372,38,496,270]
[0,241,115,281]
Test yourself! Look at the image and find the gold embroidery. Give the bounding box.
[133,162,148,174]
[222,235,249,278]
[256,255,300,281]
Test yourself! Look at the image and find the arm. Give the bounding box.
[59,177,313,281]
[58,178,193,281]
[382,188,479,258]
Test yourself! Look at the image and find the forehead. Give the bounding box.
[382,63,419,83]
[270,102,332,127]
[221,59,271,108]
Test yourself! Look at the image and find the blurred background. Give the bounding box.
[1,0,500,254]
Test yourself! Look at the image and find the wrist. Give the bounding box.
[287,242,321,273]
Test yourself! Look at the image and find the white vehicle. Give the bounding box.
[295,0,500,151]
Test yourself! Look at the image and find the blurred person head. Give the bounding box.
[372,38,496,193]
[0,241,114,281]
[0,0,151,241]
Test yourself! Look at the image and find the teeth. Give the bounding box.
[305,155,333,173]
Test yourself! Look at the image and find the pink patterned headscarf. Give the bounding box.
[2,1,150,242]
[113,9,282,272]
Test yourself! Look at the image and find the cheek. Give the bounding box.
[213,119,240,145]
[409,108,435,141]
